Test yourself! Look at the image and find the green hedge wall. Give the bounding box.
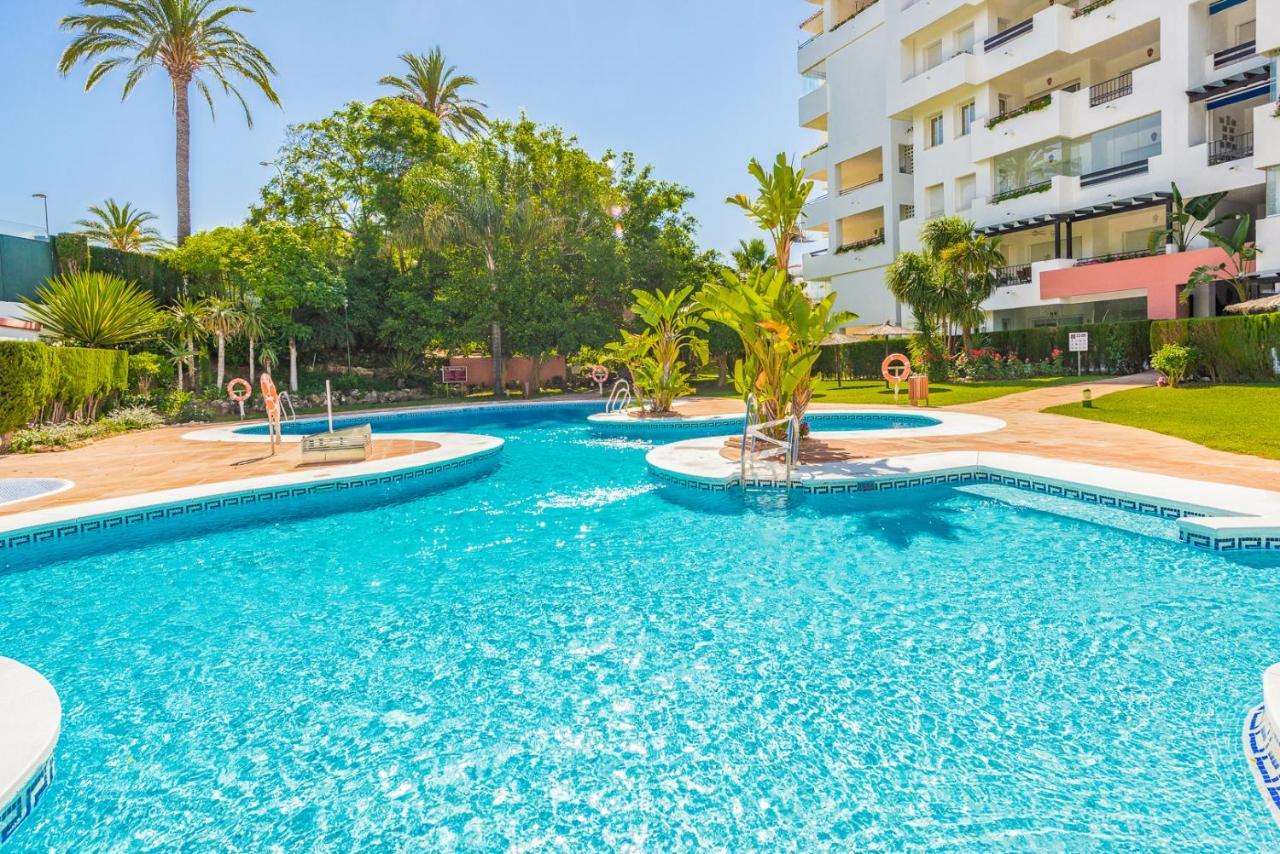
[0,340,128,438]
[88,245,184,303]
[0,341,54,435]
[1151,314,1280,382]
[814,319,1154,379]
[985,320,1152,374]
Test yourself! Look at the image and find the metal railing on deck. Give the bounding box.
[1089,72,1133,107]
[993,264,1032,287]
[1213,40,1256,69]
[1208,132,1254,166]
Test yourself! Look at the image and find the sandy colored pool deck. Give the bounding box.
[2,374,1278,516]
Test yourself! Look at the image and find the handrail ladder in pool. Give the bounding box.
[278,391,298,422]
[739,396,799,491]
[606,379,633,414]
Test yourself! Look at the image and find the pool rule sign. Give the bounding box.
[1069,331,1089,375]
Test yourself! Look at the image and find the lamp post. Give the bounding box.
[259,160,284,180]
[31,193,49,239]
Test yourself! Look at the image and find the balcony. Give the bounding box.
[841,175,884,195]
[1212,40,1256,70]
[983,17,1034,52]
[1207,132,1254,165]
[1040,246,1235,319]
[1089,72,1133,107]
[1079,159,1149,187]
[800,84,829,130]
[991,180,1052,205]
[993,263,1032,287]
[837,234,886,253]
[1072,248,1160,267]
[798,0,884,71]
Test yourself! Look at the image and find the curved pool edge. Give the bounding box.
[587,406,1003,441]
[1245,663,1280,826]
[0,480,75,510]
[0,434,504,566]
[645,445,1280,552]
[187,397,605,443]
[0,657,60,847]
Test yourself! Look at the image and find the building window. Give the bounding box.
[956,174,976,211]
[924,40,942,71]
[926,184,944,218]
[928,114,944,148]
[1267,166,1280,218]
[954,24,975,54]
[959,102,975,137]
[899,143,914,175]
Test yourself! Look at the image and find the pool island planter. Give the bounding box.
[646,444,1280,552]
[0,658,59,848]
[588,406,1003,441]
[1246,663,1280,826]
[0,433,504,567]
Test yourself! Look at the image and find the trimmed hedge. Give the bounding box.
[985,320,1152,375]
[1151,314,1280,383]
[0,341,53,435]
[815,319,1153,379]
[0,340,128,441]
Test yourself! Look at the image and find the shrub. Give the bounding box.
[1151,343,1198,387]
[128,352,163,393]
[1151,314,1280,382]
[101,404,164,430]
[0,341,54,441]
[47,347,129,420]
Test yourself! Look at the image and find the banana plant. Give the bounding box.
[699,268,855,436]
[1148,182,1234,253]
[1181,214,1259,304]
[606,286,708,414]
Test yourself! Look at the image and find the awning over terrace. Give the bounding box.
[1186,65,1271,104]
[977,192,1173,238]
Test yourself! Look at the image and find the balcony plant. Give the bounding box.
[1146,182,1233,253]
[985,94,1052,131]
[990,181,1051,204]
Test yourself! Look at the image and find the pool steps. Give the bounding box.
[0,658,59,848]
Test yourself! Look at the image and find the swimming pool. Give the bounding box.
[5,402,1280,848]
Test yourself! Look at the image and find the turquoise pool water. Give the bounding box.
[4,402,1279,849]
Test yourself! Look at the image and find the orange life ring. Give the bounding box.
[259,373,280,417]
[226,377,252,403]
[881,353,913,383]
[591,365,610,384]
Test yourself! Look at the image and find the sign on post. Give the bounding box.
[1068,332,1089,375]
[441,365,468,396]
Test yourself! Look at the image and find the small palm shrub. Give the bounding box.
[1151,343,1198,388]
[21,271,162,348]
[606,287,708,414]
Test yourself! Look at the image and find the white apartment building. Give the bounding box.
[796,0,1280,330]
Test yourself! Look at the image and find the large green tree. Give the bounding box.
[379,47,489,140]
[59,0,280,243]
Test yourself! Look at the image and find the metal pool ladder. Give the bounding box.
[739,394,800,491]
[278,391,298,422]
[606,379,633,414]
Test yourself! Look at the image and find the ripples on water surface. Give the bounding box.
[4,403,1279,850]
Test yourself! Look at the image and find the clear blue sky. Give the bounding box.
[0,0,814,257]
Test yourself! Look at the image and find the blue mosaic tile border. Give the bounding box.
[0,446,502,561]
[1244,703,1280,826]
[646,463,1258,548]
[0,756,54,847]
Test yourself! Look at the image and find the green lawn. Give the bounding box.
[1043,384,1280,460]
[693,375,1098,407]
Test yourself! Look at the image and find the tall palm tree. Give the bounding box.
[379,47,489,140]
[922,217,1004,353]
[76,198,169,252]
[59,0,280,244]
[421,171,553,397]
[201,295,244,389]
[729,238,776,278]
[238,293,267,380]
[167,297,207,389]
[726,154,812,273]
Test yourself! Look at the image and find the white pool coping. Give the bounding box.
[0,657,60,829]
[646,442,1280,548]
[1246,662,1280,826]
[0,433,503,537]
[588,406,1006,440]
[1266,664,1280,738]
[0,479,74,508]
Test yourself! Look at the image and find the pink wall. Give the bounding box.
[1038,247,1243,320]
[447,356,567,389]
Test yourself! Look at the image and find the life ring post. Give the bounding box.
[226,378,252,420]
[880,354,913,404]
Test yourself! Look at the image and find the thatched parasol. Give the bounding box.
[1224,294,1280,315]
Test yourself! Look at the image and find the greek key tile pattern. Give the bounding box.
[0,757,54,847]
[1244,703,1280,826]
[1,447,501,563]
[646,464,1262,550]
